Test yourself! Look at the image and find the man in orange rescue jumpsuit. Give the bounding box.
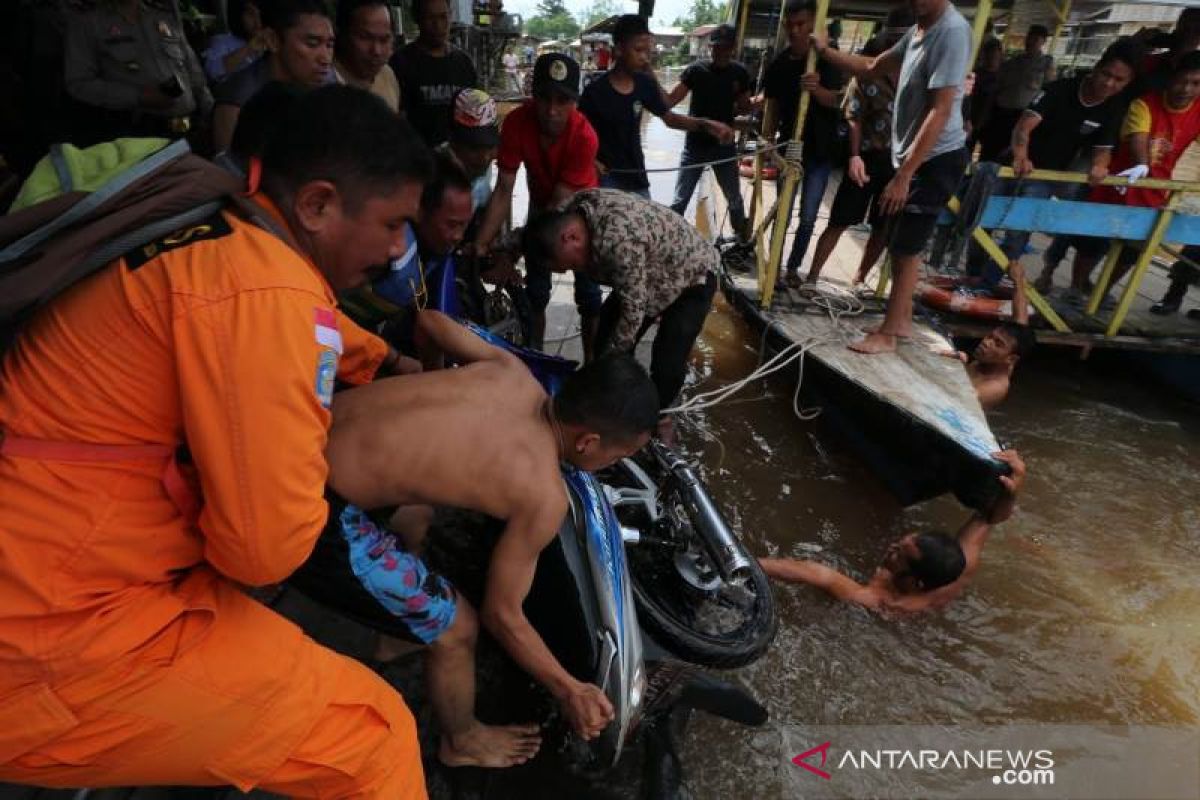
[0,86,432,797]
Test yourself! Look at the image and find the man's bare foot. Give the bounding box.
[849,331,897,354]
[439,723,542,768]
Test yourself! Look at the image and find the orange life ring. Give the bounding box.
[916,277,1012,321]
[739,157,778,180]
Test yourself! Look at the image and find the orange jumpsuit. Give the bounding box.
[0,197,425,798]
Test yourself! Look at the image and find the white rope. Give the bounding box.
[603,140,789,175]
[662,281,866,420]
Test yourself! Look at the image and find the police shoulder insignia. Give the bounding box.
[124,212,234,271]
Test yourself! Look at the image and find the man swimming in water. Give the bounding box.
[760,450,1025,614]
[291,309,659,755]
[943,262,1035,409]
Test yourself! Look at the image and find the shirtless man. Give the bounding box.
[760,450,1025,614]
[291,310,659,756]
[943,262,1035,409]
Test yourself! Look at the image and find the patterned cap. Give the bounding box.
[450,88,500,147]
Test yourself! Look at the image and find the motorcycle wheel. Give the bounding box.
[629,547,776,670]
[605,463,777,670]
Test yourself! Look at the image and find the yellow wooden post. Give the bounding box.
[874,255,891,298]
[1085,242,1123,316]
[1047,0,1071,54]
[970,0,994,63]
[733,0,752,54]
[1105,194,1180,336]
[760,0,829,308]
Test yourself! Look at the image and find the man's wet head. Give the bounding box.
[553,355,659,471]
[532,53,581,137]
[973,322,1035,367]
[262,85,433,291]
[416,150,474,257]
[882,532,965,593]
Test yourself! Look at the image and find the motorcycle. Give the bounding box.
[462,326,778,783]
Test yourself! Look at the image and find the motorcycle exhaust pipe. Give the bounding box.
[649,441,754,583]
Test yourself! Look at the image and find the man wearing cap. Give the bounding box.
[392,0,479,146]
[665,23,752,239]
[580,14,734,198]
[440,88,501,211]
[473,53,603,357]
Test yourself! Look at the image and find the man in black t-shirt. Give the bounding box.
[963,38,1139,290]
[392,0,479,146]
[666,24,752,239]
[758,0,845,287]
[579,14,733,198]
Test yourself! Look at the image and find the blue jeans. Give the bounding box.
[778,160,833,273]
[670,142,746,233]
[599,172,652,198]
[966,178,1066,287]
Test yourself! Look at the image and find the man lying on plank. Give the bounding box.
[760,450,1025,614]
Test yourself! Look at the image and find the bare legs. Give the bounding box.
[377,505,542,768]
[849,251,920,354]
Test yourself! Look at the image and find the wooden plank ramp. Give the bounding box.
[722,271,1007,511]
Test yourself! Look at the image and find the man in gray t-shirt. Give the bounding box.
[812,0,971,355]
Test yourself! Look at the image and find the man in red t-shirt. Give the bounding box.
[473,53,601,353]
[1068,52,1200,303]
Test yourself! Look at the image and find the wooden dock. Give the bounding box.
[721,271,1008,511]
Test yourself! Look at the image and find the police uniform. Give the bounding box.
[63,0,212,139]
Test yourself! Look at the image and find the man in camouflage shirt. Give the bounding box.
[804,7,912,285]
[522,188,718,417]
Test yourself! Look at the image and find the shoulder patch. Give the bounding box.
[124,212,234,271]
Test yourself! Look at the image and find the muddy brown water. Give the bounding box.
[582,112,1200,798]
[672,298,1200,797]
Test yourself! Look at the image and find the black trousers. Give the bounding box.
[594,272,717,409]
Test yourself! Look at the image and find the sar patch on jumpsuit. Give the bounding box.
[338,503,457,644]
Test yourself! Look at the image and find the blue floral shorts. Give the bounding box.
[338,503,457,645]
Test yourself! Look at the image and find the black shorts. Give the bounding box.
[888,147,970,258]
[289,493,458,645]
[828,150,896,228]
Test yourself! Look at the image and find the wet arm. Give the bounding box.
[475,168,518,253]
[482,499,582,701]
[759,557,880,608]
